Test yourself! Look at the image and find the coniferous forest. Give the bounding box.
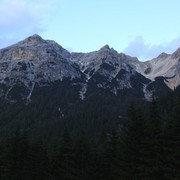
[0,84,180,179]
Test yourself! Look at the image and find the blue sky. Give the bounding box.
[0,0,180,60]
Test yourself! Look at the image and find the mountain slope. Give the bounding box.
[134,50,180,89]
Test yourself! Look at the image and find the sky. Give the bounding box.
[0,0,180,61]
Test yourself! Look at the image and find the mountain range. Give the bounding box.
[0,34,180,103]
[0,34,180,142]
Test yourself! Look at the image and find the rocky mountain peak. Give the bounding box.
[98,45,120,62]
[157,52,169,59]
[99,44,118,55]
[100,44,110,51]
[0,34,71,62]
[27,34,42,40]
[0,35,82,102]
[22,34,45,46]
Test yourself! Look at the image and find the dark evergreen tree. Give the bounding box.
[120,103,146,179]
[107,128,124,179]
[27,138,50,179]
[51,128,77,180]
[73,129,91,180]
[93,130,110,180]
[140,95,165,179]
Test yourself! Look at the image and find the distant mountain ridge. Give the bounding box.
[0,34,180,102]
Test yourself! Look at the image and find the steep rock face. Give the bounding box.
[0,34,81,101]
[71,45,150,95]
[140,49,180,89]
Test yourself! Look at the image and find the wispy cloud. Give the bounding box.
[123,36,180,61]
[0,0,57,48]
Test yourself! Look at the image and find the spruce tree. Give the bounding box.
[140,95,165,179]
[121,103,146,179]
[51,128,77,180]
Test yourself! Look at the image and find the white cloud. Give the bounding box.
[123,36,180,61]
[0,0,57,48]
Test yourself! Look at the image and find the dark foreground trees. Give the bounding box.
[0,90,180,179]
